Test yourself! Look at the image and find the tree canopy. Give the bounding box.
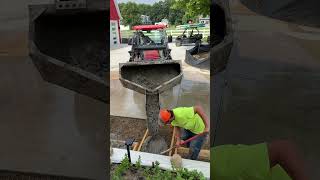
[118,0,210,28]
[171,0,211,20]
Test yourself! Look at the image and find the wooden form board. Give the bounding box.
[111,148,210,179]
[177,147,210,161]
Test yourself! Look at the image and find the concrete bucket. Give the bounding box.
[119,60,183,153]
[28,0,107,103]
[119,60,183,95]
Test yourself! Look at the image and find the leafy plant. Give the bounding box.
[112,154,131,179]
[111,155,206,180]
[135,155,142,169]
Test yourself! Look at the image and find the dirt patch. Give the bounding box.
[110,116,147,142]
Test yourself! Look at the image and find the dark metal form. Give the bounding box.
[28,0,107,103]
[185,44,210,69]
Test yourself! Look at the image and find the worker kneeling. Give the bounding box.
[159,105,209,160]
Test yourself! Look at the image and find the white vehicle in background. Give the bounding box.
[155,19,169,28]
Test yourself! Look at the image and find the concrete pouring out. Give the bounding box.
[143,93,169,153]
[146,93,160,135]
[141,135,168,154]
[119,61,183,153]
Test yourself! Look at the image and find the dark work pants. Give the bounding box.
[180,128,207,160]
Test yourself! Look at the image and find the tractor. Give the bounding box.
[175,24,204,47]
[128,25,172,62]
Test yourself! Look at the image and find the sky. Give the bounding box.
[117,0,161,4]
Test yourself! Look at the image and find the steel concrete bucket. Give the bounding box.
[28,0,107,103]
[185,44,210,69]
[119,60,183,94]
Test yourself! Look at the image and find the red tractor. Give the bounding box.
[128,24,172,62]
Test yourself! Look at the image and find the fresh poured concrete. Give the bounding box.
[110,41,210,120]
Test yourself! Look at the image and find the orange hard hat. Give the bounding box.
[160,109,171,123]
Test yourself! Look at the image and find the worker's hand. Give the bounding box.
[176,139,184,147]
[203,127,210,134]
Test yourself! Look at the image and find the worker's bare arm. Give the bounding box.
[175,127,183,146]
[268,140,308,180]
[194,105,210,132]
[175,127,181,140]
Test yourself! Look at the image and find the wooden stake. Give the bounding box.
[137,129,149,151]
[133,142,139,151]
[169,127,176,156]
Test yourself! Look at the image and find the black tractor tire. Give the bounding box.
[195,40,201,46]
[175,40,182,47]
[128,38,133,45]
[168,35,172,43]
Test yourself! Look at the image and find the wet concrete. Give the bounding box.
[110,42,210,120]
[32,11,107,78]
[110,71,210,120]
[120,63,180,90]
[145,93,160,135]
[141,135,168,154]
[213,3,320,179]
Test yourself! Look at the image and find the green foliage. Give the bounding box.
[111,155,205,180]
[118,0,186,27]
[172,0,210,23]
[118,2,143,28]
[111,154,131,180]
[135,155,142,169]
